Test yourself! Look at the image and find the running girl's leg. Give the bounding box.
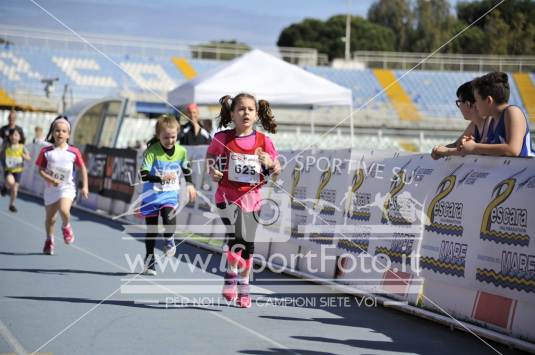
[43,200,60,254]
[9,182,18,212]
[161,206,177,257]
[235,208,258,308]
[144,214,159,275]
[218,202,243,301]
[58,197,75,244]
[5,174,17,212]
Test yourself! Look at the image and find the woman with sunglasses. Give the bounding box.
[431,81,491,160]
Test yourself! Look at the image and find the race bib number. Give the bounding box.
[228,152,261,184]
[154,170,180,191]
[48,166,72,184]
[5,156,23,169]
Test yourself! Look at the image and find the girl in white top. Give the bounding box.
[35,116,89,255]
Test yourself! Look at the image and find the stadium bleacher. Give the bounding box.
[305,67,392,108]
[1,41,534,151]
[1,46,532,119]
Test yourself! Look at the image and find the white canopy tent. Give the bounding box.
[168,49,354,142]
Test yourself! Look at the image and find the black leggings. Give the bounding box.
[145,207,176,257]
[217,203,258,260]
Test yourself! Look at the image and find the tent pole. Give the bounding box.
[350,106,354,148]
[310,106,315,135]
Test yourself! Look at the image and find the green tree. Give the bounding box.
[277,18,326,53]
[350,16,396,52]
[456,0,535,54]
[482,10,509,55]
[411,0,458,53]
[368,0,412,51]
[508,12,535,55]
[449,23,486,54]
[278,0,535,57]
[457,0,535,30]
[277,15,395,60]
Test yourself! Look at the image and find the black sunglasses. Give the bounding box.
[455,99,472,108]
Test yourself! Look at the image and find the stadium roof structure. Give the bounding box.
[168,49,352,107]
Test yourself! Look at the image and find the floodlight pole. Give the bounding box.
[345,0,351,61]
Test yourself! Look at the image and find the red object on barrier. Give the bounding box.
[381,269,412,297]
[472,291,517,330]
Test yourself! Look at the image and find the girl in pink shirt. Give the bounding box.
[206,93,280,308]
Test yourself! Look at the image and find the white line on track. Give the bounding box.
[0,318,29,355]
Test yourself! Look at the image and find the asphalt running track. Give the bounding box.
[0,194,527,355]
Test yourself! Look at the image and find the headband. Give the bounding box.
[53,118,71,131]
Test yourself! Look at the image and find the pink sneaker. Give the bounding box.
[222,272,238,301]
[62,224,75,244]
[43,238,55,255]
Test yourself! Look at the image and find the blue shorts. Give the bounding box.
[5,171,22,183]
[140,192,179,217]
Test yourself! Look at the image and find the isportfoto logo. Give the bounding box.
[120,245,422,296]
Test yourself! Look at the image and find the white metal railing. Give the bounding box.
[353,50,535,72]
[0,25,323,66]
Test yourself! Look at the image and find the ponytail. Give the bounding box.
[258,99,277,133]
[218,95,233,129]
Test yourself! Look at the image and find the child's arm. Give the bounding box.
[79,164,89,199]
[206,152,223,182]
[22,148,31,161]
[72,148,89,198]
[270,158,281,177]
[257,138,281,177]
[0,148,5,169]
[431,123,474,160]
[140,170,163,183]
[460,108,526,156]
[181,159,197,203]
[256,148,275,170]
[139,149,164,183]
[38,168,60,187]
[258,151,281,177]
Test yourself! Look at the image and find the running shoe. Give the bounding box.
[43,238,54,255]
[8,205,17,213]
[143,254,157,276]
[237,281,251,308]
[164,238,176,257]
[0,186,6,197]
[222,272,238,301]
[62,224,75,244]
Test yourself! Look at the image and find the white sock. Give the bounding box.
[239,276,249,285]
[229,266,238,274]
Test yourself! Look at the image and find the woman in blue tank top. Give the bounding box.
[459,72,534,158]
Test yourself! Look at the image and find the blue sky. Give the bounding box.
[2,0,465,46]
